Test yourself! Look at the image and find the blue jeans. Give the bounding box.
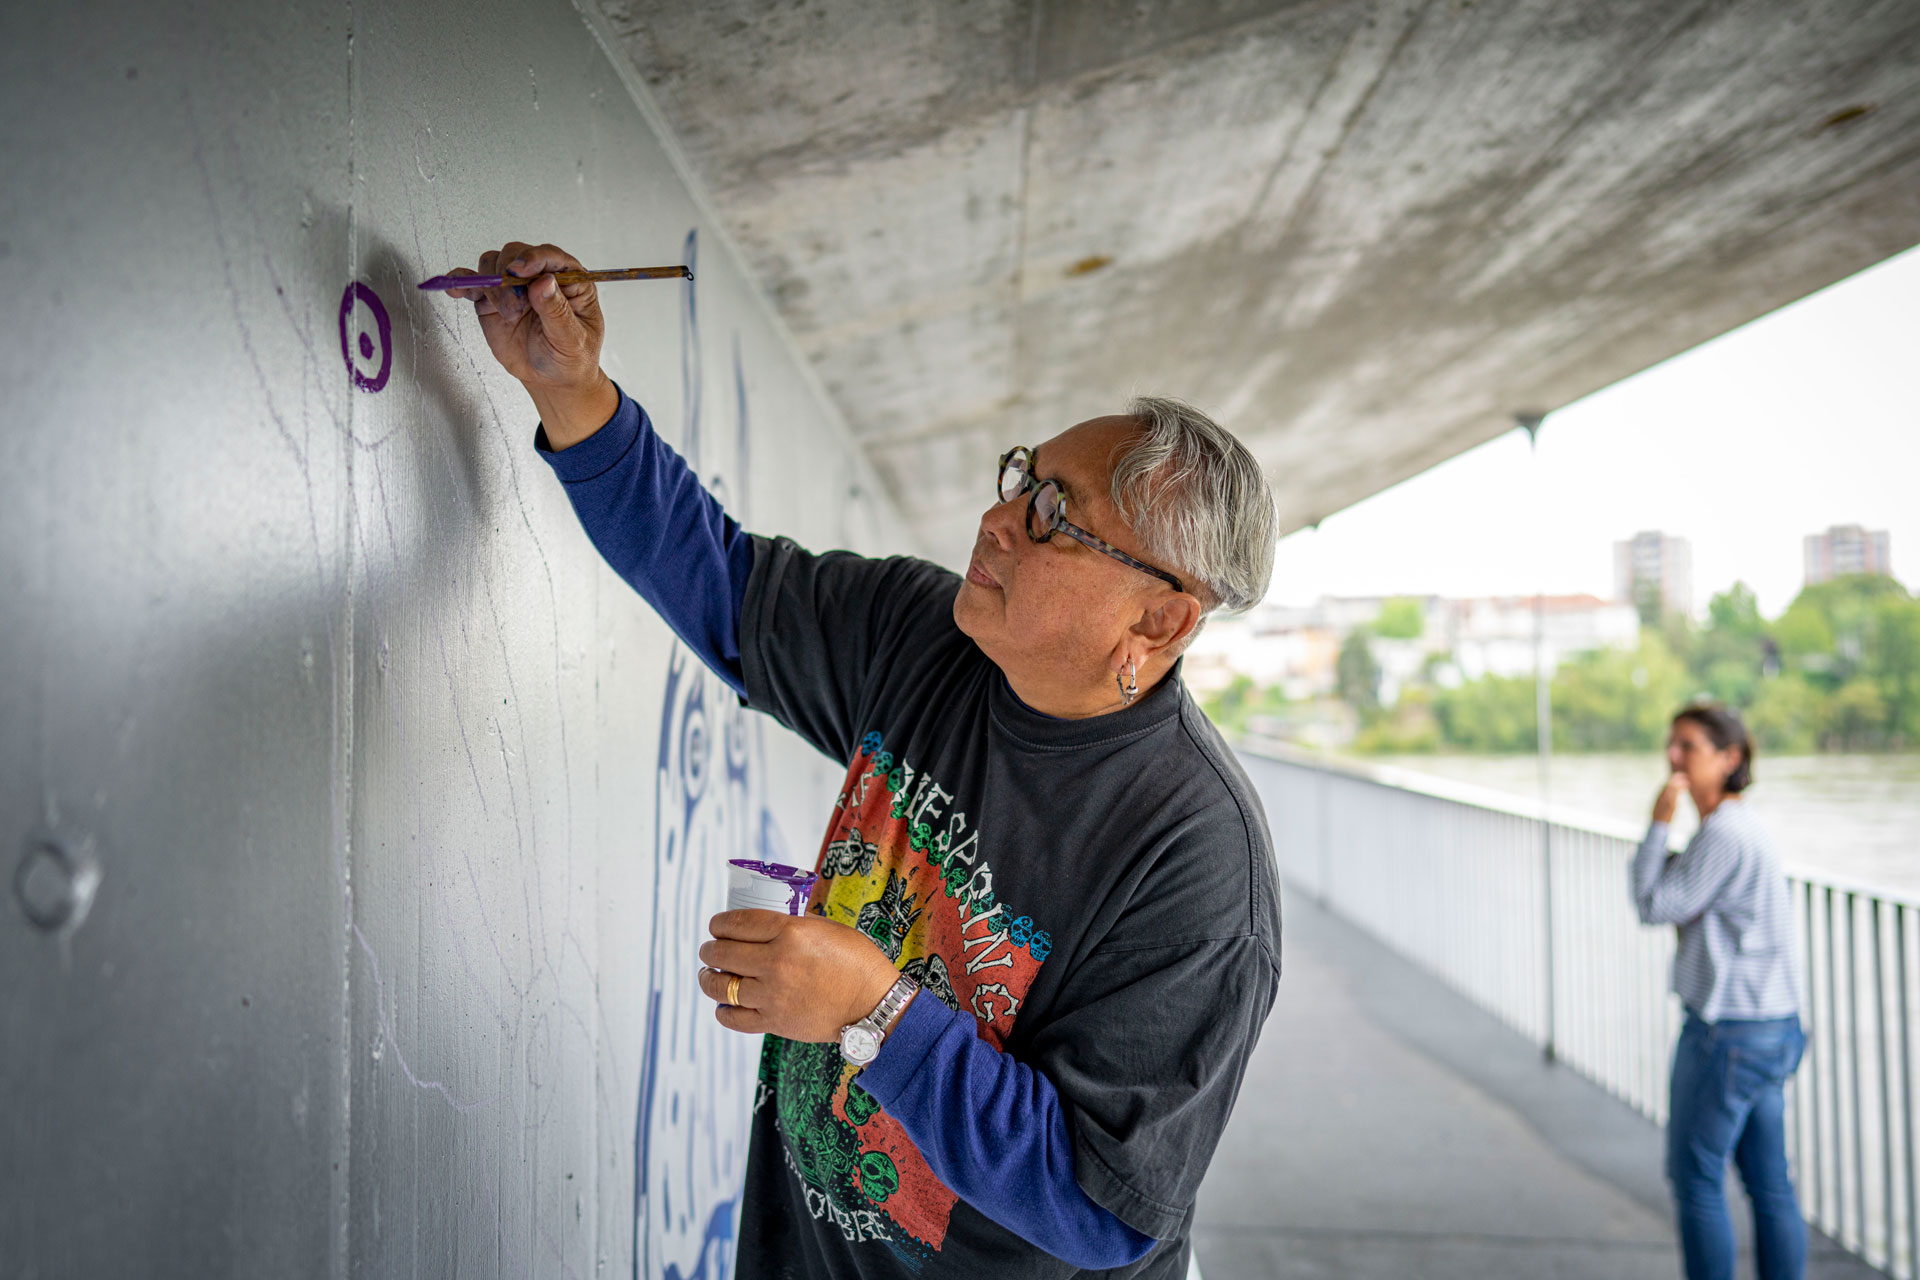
[1667,1011,1808,1280]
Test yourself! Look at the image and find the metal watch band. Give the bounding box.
[839,973,920,1065]
[864,973,919,1036]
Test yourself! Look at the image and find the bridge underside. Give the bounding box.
[600,0,1920,564]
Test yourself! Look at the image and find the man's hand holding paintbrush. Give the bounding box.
[441,242,618,449]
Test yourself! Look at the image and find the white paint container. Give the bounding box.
[726,860,818,916]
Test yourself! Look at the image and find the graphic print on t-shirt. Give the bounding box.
[756,730,1053,1268]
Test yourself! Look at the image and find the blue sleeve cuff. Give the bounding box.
[853,994,1158,1267]
[857,992,957,1103]
[533,383,644,484]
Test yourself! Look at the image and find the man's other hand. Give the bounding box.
[698,911,901,1043]
[442,241,617,448]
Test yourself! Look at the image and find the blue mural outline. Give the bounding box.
[633,229,789,1280]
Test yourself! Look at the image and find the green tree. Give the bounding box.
[1374,597,1426,640]
[1708,582,1764,633]
[1329,570,1920,757]
[1355,685,1441,753]
[1432,674,1537,752]
[1867,594,1920,746]
[1550,632,1687,751]
[1690,582,1770,706]
[1631,577,1666,629]
[1773,601,1836,673]
[1784,574,1908,682]
[1745,674,1823,755]
[1200,675,1290,737]
[1336,629,1382,720]
[1825,679,1889,751]
[1657,607,1697,673]
[1201,674,1258,734]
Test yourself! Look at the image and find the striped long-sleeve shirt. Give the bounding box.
[1631,800,1798,1024]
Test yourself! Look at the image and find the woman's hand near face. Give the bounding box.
[1652,771,1689,825]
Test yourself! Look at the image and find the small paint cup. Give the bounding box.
[726,860,818,916]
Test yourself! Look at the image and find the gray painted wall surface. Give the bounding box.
[0,3,895,1276]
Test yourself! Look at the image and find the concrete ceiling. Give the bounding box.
[596,0,1920,566]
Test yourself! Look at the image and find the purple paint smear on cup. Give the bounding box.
[337,281,392,392]
[728,859,818,915]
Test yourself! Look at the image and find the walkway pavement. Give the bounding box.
[1191,893,1882,1279]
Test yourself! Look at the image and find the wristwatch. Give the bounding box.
[840,974,920,1066]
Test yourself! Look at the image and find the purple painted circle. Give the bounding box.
[337,281,392,393]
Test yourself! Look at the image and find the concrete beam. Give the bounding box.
[601,0,1920,565]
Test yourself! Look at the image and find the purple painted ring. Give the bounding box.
[338,281,392,393]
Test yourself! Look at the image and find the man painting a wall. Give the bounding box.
[445,240,1282,1277]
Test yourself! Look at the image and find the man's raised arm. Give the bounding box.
[445,241,752,695]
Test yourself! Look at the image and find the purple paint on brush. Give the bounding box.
[728,859,819,915]
[337,281,392,393]
[416,273,504,291]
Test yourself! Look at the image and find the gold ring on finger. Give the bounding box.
[726,973,742,1007]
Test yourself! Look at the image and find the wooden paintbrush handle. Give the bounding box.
[498,265,692,287]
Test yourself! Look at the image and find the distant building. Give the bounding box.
[1804,524,1891,585]
[1183,605,1344,702]
[1614,531,1692,621]
[1438,595,1641,683]
[1187,591,1637,707]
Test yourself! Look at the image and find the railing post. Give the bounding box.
[1808,884,1826,1229]
[1317,771,1332,911]
[1534,592,1556,1064]
[1881,901,1896,1274]
[1876,902,1895,1270]
[1850,894,1867,1253]
[1829,887,1844,1241]
[1896,906,1916,1280]
[1541,815,1556,1062]
[1518,410,1556,1064]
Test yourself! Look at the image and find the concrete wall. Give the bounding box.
[0,3,894,1275]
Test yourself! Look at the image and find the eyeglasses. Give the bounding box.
[996,446,1185,593]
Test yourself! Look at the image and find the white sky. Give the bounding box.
[1267,243,1920,618]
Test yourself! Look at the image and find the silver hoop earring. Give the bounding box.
[1118,660,1138,707]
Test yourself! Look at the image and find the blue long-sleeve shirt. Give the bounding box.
[536,387,1156,1269]
[859,993,1157,1268]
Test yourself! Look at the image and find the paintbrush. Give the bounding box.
[416,264,693,291]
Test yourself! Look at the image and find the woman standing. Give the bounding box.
[1632,704,1805,1280]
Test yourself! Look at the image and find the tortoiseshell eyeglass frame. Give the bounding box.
[996,446,1186,594]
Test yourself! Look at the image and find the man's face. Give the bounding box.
[953,416,1168,688]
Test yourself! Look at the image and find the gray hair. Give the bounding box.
[1111,396,1276,616]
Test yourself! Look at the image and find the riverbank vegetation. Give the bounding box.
[1204,573,1920,754]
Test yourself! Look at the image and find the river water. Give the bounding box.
[1365,752,1920,899]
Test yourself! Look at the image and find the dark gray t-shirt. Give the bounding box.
[734,536,1282,1279]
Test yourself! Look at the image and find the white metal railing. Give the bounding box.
[1240,740,1920,1277]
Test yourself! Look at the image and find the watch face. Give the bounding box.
[841,1025,881,1065]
